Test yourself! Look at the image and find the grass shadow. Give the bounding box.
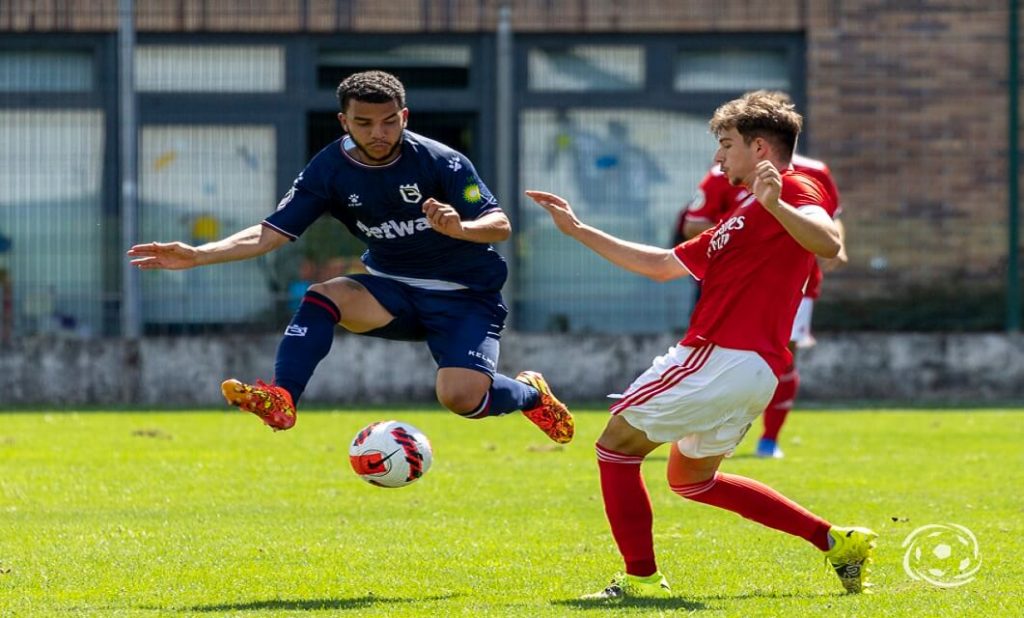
[553,597,708,611]
[168,593,457,612]
[695,590,839,601]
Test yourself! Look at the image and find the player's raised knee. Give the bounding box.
[436,385,485,415]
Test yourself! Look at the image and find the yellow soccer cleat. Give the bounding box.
[515,370,574,444]
[221,378,296,431]
[825,526,879,594]
[581,571,672,601]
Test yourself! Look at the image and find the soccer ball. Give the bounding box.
[348,420,432,488]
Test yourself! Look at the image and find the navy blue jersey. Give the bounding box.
[265,130,507,292]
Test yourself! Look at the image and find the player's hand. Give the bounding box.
[126,241,200,270]
[524,190,581,236]
[751,160,782,210]
[422,198,465,238]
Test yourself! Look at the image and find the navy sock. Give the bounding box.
[464,373,540,418]
[273,291,339,405]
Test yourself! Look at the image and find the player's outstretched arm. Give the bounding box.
[525,190,689,282]
[127,224,290,270]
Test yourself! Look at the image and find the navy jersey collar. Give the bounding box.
[340,134,405,169]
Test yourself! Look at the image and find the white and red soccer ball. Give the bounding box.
[348,420,433,488]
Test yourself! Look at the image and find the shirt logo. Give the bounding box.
[447,156,463,172]
[284,325,308,337]
[348,194,362,208]
[399,183,422,204]
[277,172,304,211]
[277,186,296,211]
[463,184,483,204]
[357,217,432,240]
[708,215,746,255]
[468,349,497,369]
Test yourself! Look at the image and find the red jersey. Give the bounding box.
[673,170,837,375]
[680,158,842,298]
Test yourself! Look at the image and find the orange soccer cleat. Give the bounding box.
[221,378,296,431]
[515,370,574,444]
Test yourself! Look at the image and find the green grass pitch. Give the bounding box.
[1,407,1022,617]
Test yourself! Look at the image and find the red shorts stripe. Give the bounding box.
[610,344,715,415]
[610,345,709,413]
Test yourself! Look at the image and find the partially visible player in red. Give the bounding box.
[675,113,847,459]
[526,90,875,600]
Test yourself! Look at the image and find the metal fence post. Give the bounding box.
[496,2,516,323]
[119,0,141,338]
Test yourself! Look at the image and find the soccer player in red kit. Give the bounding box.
[674,147,847,458]
[526,90,874,599]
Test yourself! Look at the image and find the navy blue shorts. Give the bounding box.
[347,274,507,377]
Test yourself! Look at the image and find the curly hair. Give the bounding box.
[336,70,407,112]
[709,90,803,162]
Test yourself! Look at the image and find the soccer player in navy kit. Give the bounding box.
[128,70,573,443]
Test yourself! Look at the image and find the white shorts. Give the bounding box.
[609,344,777,458]
[790,297,816,348]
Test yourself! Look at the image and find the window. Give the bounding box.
[135,46,285,92]
[0,110,105,336]
[0,50,94,92]
[674,50,791,92]
[139,125,276,329]
[528,46,644,92]
[317,46,471,90]
[517,108,711,333]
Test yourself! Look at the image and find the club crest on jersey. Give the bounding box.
[399,183,422,204]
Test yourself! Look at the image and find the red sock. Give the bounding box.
[595,444,657,576]
[671,472,832,551]
[762,363,799,441]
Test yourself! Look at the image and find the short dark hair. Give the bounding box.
[336,70,407,112]
[709,90,803,162]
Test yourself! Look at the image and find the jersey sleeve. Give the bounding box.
[442,153,501,220]
[782,174,835,218]
[263,161,332,241]
[673,226,714,281]
[818,167,843,217]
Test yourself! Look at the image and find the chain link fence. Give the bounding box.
[0,1,1019,340]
